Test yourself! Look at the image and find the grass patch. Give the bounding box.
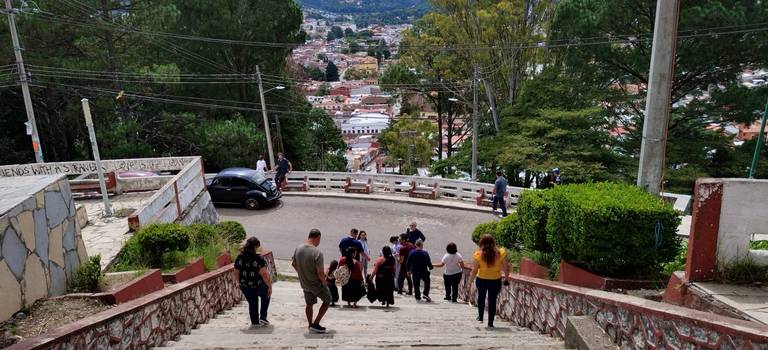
[109,223,240,273]
[276,274,299,282]
[751,240,768,250]
[715,258,768,285]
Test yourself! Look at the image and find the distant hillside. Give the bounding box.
[298,0,429,14]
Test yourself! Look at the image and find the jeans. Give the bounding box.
[241,286,270,324]
[275,172,287,187]
[413,272,430,299]
[476,278,502,324]
[492,194,507,216]
[443,272,462,301]
[397,264,412,293]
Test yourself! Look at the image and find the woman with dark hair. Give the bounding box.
[471,234,510,328]
[433,242,467,302]
[339,246,365,307]
[371,246,396,307]
[234,237,272,328]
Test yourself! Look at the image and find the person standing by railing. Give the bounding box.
[255,155,268,176]
[274,152,293,187]
[493,170,508,218]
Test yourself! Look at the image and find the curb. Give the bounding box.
[281,191,505,214]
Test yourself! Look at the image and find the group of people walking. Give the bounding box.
[233,223,511,334]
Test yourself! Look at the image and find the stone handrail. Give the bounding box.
[283,171,525,205]
[127,157,206,231]
[278,171,692,211]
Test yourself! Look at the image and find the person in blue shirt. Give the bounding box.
[493,170,508,218]
[406,239,433,302]
[338,228,364,257]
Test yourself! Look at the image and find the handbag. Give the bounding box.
[334,264,351,286]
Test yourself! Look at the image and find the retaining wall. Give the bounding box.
[459,273,768,349]
[7,265,241,350]
[0,175,87,321]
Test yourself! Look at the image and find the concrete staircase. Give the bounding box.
[162,280,565,349]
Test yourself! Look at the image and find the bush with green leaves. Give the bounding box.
[188,223,220,246]
[494,213,522,248]
[135,223,191,267]
[662,243,688,277]
[547,183,681,277]
[215,221,247,243]
[472,221,498,244]
[517,189,554,252]
[69,255,103,293]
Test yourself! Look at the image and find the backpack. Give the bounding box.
[334,264,351,286]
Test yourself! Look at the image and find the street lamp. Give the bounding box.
[265,85,286,94]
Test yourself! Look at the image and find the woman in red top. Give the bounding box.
[339,247,365,307]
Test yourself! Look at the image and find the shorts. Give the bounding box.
[303,285,332,305]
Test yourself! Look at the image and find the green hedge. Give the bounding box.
[517,189,553,252]
[470,213,521,248]
[215,221,247,243]
[135,223,191,267]
[547,183,681,276]
[472,221,498,244]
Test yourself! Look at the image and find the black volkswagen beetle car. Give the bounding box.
[206,168,281,210]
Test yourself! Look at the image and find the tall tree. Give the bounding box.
[325,61,340,81]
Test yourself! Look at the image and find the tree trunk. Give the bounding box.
[482,77,499,132]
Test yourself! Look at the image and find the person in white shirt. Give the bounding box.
[389,235,401,290]
[433,242,468,302]
[255,155,268,175]
[357,230,371,277]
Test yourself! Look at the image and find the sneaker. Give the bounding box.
[414,296,421,301]
[423,296,432,302]
[488,322,495,328]
[476,316,483,322]
[259,319,270,326]
[309,323,327,334]
[443,297,452,301]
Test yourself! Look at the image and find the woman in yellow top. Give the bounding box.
[471,234,511,328]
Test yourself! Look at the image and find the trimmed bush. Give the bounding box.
[215,221,247,243]
[495,213,522,248]
[69,255,102,293]
[188,223,220,246]
[517,189,553,252]
[547,183,681,277]
[135,223,191,267]
[472,221,498,244]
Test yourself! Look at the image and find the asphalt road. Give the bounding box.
[217,196,496,261]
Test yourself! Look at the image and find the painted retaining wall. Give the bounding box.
[0,175,87,322]
[7,265,241,350]
[459,273,768,349]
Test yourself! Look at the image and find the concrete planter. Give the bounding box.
[519,257,550,280]
[558,261,660,290]
[162,258,205,284]
[102,269,164,304]
[216,251,233,268]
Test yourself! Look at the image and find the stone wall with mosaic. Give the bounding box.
[0,175,88,321]
[459,273,768,349]
[7,266,241,350]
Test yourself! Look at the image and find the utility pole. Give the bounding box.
[748,98,768,178]
[255,65,276,170]
[471,66,479,182]
[82,99,112,217]
[4,0,43,163]
[637,0,680,195]
[400,130,417,175]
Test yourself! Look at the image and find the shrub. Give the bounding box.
[662,242,688,277]
[69,255,102,293]
[188,223,220,246]
[215,221,246,244]
[472,221,498,244]
[135,223,191,267]
[517,189,554,252]
[494,213,522,248]
[547,183,681,277]
[110,235,145,271]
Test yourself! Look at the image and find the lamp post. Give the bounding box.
[255,64,284,170]
[81,99,112,217]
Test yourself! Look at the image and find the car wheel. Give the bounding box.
[245,198,261,210]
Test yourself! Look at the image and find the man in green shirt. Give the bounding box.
[292,228,331,334]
